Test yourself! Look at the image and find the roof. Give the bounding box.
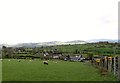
[71,57,80,61]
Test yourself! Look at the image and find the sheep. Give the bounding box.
[53,61,58,63]
[55,62,57,63]
[18,60,21,62]
[53,61,57,63]
[43,61,48,65]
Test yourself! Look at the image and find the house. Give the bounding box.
[44,52,49,56]
[70,57,80,61]
[64,55,85,61]
[53,56,59,59]
[53,54,62,59]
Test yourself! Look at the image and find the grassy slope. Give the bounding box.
[2,59,118,81]
[52,44,120,55]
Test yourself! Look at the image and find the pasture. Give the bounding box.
[0,60,2,82]
[2,59,118,81]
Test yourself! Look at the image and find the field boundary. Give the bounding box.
[90,56,120,81]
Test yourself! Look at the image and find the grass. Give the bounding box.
[2,59,118,81]
[0,60,2,82]
[48,44,120,56]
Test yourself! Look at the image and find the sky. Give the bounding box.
[0,0,119,45]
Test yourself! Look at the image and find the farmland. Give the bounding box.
[2,42,120,59]
[2,59,118,81]
[51,43,120,56]
[0,60,2,82]
[1,42,120,81]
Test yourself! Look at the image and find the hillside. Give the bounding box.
[0,39,118,48]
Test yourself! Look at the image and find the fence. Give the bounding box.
[91,56,120,81]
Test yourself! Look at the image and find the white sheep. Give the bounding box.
[43,61,48,65]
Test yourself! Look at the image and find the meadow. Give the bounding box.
[2,59,118,81]
[52,43,120,56]
[0,60,2,82]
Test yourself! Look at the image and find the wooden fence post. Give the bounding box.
[118,56,120,81]
[104,56,108,69]
[108,60,112,72]
[114,57,116,76]
[112,58,114,72]
[108,57,112,72]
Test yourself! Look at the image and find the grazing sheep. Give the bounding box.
[55,62,57,63]
[43,61,48,65]
[53,61,57,63]
[18,60,21,62]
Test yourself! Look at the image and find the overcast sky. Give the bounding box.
[0,0,119,45]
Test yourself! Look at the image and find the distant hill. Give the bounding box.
[0,39,119,48]
[64,40,87,45]
[12,43,40,48]
[87,39,118,43]
[0,44,1,48]
[9,40,87,47]
[0,44,11,48]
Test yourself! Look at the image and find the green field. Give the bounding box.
[0,60,2,82]
[52,44,120,56]
[2,59,118,81]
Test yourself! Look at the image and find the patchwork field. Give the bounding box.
[2,59,118,81]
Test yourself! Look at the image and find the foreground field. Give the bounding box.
[0,60,2,82]
[2,59,118,81]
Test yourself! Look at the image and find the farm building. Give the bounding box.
[53,54,62,59]
[64,55,85,61]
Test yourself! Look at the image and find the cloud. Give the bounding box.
[98,13,117,25]
[0,0,118,44]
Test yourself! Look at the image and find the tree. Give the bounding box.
[2,46,14,59]
[67,55,70,59]
[87,52,93,60]
[74,49,79,54]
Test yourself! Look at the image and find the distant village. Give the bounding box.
[1,41,120,62]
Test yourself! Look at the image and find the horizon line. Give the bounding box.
[0,39,118,45]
